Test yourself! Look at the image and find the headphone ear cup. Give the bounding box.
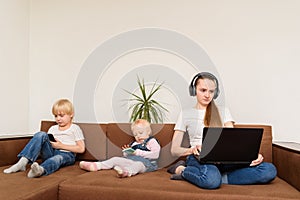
[189,85,196,96]
[189,73,199,96]
[213,77,220,99]
[213,88,219,99]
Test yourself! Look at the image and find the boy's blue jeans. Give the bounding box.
[18,132,76,176]
[182,155,277,189]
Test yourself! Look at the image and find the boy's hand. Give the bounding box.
[50,139,62,149]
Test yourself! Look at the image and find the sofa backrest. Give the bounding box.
[40,121,107,161]
[0,137,31,167]
[40,121,273,167]
[106,123,189,168]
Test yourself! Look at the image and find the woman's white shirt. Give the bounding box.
[174,107,234,147]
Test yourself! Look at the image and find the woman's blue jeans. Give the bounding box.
[181,155,277,189]
[18,132,76,176]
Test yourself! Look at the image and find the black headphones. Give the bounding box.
[189,72,220,99]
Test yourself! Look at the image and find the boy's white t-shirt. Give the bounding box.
[174,107,234,147]
[48,124,84,151]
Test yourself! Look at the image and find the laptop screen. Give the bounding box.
[198,127,263,164]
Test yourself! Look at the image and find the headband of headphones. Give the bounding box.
[189,72,220,99]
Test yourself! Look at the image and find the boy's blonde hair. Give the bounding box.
[131,119,152,135]
[52,99,74,118]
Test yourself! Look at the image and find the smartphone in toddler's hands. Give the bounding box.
[122,147,135,154]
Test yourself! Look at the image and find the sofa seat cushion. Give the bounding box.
[0,164,85,200]
[59,168,300,200]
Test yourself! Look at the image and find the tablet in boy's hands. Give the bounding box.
[122,147,135,154]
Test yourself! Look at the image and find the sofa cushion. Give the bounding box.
[58,168,300,200]
[0,164,85,200]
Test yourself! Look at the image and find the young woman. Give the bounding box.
[169,72,276,189]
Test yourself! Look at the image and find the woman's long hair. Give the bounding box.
[195,76,223,127]
[204,100,222,127]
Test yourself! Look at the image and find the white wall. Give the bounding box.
[1,0,300,143]
[0,0,29,136]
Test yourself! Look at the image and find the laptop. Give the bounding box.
[196,127,263,165]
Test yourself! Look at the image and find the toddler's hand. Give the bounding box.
[122,144,131,150]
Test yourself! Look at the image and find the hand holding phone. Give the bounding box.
[48,134,56,142]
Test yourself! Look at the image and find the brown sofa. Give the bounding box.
[0,121,299,200]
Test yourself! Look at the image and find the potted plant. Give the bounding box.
[124,76,168,123]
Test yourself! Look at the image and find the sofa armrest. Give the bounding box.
[272,142,300,191]
[0,136,31,167]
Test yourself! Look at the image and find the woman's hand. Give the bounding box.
[188,145,201,155]
[250,153,264,166]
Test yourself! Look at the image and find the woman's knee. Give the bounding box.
[200,177,222,189]
[183,165,222,189]
[202,165,222,189]
[259,162,277,183]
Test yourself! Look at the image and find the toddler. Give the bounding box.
[79,119,160,177]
